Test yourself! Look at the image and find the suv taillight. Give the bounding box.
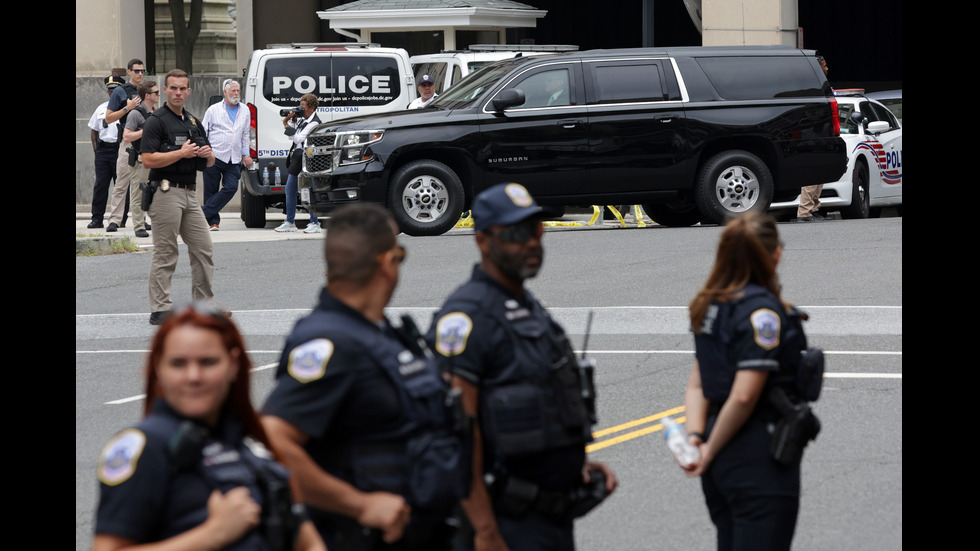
[248,102,258,158]
[830,97,840,136]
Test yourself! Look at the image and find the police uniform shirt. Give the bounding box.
[428,265,585,491]
[694,284,800,405]
[95,400,280,546]
[88,100,119,145]
[140,103,209,183]
[262,288,413,483]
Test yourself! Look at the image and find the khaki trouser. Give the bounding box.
[106,146,132,225]
[148,185,214,312]
[128,158,148,231]
[797,185,823,218]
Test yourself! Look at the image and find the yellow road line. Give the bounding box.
[587,406,686,453]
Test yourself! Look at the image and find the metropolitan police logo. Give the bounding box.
[504,183,533,207]
[98,429,146,486]
[287,338,334,382]
[435,312,473,357]
[750,308,781,350]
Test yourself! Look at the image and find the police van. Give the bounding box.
[410,44,578,94]
[240,43,416,227]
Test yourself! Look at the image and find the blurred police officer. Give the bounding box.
[140,69,217,326]
[261,203,468,550]
[428,183,617,551]
[87,75,125,228]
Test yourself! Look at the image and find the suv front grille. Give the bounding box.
[304,134,337,173]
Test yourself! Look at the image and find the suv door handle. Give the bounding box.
[558,119,584,129]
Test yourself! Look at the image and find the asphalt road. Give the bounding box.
[76,216,902,550]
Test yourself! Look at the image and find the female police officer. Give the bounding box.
[678,212,811,551]
[93,303,325,551]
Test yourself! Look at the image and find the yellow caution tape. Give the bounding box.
[455,212,474,228]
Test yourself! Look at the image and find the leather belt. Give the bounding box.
[160,179,195,191]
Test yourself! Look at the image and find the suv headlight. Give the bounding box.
[338,130,385,166]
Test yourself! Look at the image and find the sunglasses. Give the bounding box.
[132,68,147,74]
[486,219,543,244]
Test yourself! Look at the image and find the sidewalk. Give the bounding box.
[75,206,653,255]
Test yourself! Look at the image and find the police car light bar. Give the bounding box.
[833,88,866,96]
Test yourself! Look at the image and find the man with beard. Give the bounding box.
[427,183,617,551]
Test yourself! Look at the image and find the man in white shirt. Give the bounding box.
[87,75,124,228]
[201,79,253,230]
[407,74,438,109]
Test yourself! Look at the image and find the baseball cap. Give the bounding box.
[105,75,125,90]
[472,183,542,231]
[419,74,435,85]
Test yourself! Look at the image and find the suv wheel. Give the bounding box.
[642,201,701,227]
[694,150,773,224]
[389,160,464,236]
[840,163,870,219]
[241,178,268,228]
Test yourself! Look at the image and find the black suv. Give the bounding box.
[300,46,847,235]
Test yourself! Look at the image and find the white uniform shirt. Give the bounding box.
[407,93,438,109]
[88,100,119,144]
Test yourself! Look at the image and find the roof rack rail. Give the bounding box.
[265,42,381,49]
[465,44,579,52]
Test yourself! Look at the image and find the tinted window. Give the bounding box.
[263,56,401,107]
[511,68,571,108]
[696,57,823,99]
[593,63,666,103]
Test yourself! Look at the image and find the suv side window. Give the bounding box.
[696,57,824,99]
[592,63,667,103]
[509,68,572,108]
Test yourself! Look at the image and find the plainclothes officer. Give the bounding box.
[141,69,218,326]
[93,303,325,551]
[261,203,468,550]
[681,212,815,551]
[427,183,617,551]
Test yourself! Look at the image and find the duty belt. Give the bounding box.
[158,179,196,191]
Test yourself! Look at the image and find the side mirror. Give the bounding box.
[492,89,526,112]
[867,121,890,134]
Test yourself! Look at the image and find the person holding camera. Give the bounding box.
[427,183,617,551]
[274,93,322,233]
[140,69,218,326]
[680,212,813,551]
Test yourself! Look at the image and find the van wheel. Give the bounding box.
[642,201,701,227]
[241,180,267,228]
[389,160,464,236]
[694,150,773,224]
[840,163,870,219]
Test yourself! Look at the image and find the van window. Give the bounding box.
[414,62,449,93]
[695,57,824,99]
[593,63,666,103]
[263,56,402,107]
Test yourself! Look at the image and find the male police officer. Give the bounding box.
[140,69,218,326]
[261,204,468,550]
[428,183,617,551]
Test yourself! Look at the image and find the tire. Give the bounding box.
[840,163,870,220]
[642,201,701,227]
[694,150,773,225]
[241,179,267,228]
[388,160,464,236]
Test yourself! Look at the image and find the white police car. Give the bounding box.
[769,90,903,219]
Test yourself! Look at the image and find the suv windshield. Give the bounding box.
[429,62,515,110]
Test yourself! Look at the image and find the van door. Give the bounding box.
[478,61,590,199]
[584,58,688,198]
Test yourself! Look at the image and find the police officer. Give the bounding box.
[681,212,817,551]
[141,69,218,326]
[261,203,468,550]
[427,183,617,551]
[93,303,325,551]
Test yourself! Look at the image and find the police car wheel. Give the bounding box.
[694,150,773,225]
[840,162,870,219]
[642,200,701,227]
[389,159,464,236]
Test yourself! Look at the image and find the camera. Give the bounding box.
[279,107,304,118]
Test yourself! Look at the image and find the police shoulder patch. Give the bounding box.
[287,338,334,382]
[435,312,473,357]
[750,308,781,350]
[98,429,147,486]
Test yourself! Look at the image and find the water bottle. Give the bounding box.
[274,165,281,185]
[662,416,700,467]
[261,164,270,185]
